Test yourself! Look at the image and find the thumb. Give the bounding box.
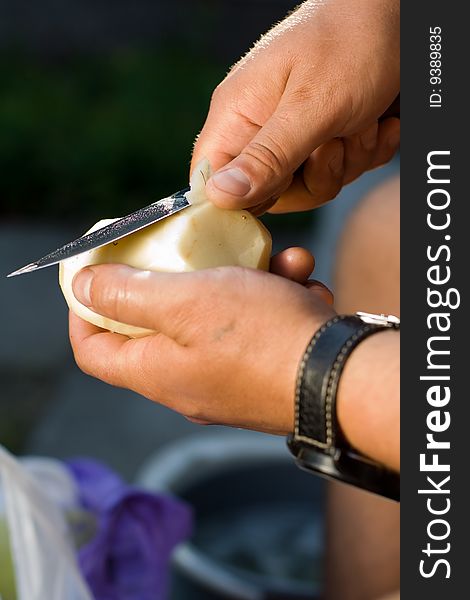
[205,95,333,209]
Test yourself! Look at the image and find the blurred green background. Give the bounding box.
[0,50,223,221]
[0,0,302,224]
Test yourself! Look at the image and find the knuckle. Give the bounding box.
[327,177,344,201]
[92,279,114,318]
[304,170,343,206]
[286,81,315,105]
[372,150,396,171]
[114,275,133,322]
[244,135,289,179]
[91,269,132,323]
[210,82,227,107]
[73,347,93,378]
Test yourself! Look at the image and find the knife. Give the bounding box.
[7,188,190,278]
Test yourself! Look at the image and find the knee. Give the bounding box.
[334,176,400,316]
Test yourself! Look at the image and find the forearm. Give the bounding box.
[336,330,400,471]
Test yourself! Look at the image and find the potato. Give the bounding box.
[59,159,272,337]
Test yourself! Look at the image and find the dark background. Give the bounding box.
[0,0,298,222]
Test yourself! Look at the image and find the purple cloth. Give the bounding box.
[67,459,192,600]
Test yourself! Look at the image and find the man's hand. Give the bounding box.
[192,0,400,213]
[69,253,334,435]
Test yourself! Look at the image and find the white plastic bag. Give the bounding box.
[0,445,93,600]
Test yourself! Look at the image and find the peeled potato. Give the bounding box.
[60,159,272,337]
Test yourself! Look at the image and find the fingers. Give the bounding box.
[71,264,205,339]
[268,138,345,213]
[268,119,400,214]
[203,88,335,210]
[248,197,279,217]
[192,68,398,215]
[191,95,259,176]
[69,310,134,386]
[69,311,183,403]
[305,279,334,305]
[270,247,315,284]
[369,117,400,170]
[269,249,333,304]
[342,121,379,184]
[344,118,400,183]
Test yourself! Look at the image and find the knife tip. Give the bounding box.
[6,263,39,278]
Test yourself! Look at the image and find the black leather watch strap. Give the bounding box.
[294,315,388,449]
[287,313,400,500]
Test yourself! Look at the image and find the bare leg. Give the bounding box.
[326,176,400,600]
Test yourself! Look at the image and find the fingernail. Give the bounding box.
[73,268,94,306]
[210,168,252,196]
[387,129,401,149]
[328,148,344,177]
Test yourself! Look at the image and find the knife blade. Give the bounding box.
[7,188,190,278]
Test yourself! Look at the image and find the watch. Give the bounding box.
[287,312,400,501]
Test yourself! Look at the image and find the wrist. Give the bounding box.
[278,312,337,436]
[287,312,400,500]
[337,329,400,471]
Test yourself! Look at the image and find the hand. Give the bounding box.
[68,250,335,435]
[192,0,400,214]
